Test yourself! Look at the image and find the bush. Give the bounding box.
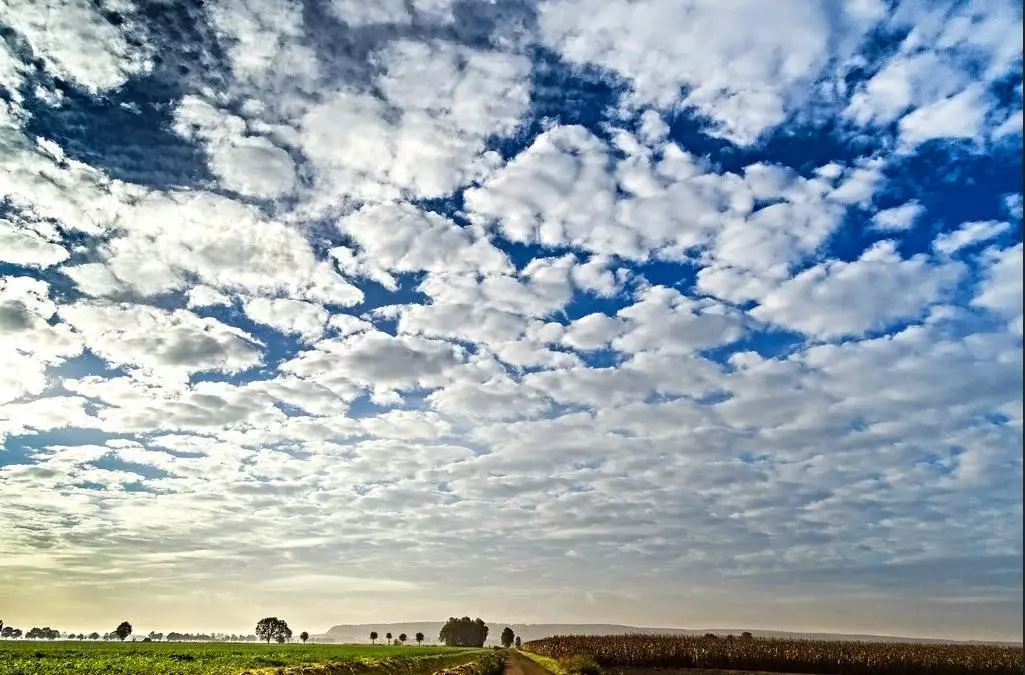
[559,654,601,675]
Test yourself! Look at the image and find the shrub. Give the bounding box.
[559,654,601,675]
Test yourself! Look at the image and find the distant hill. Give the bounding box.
[320,622,1017,646]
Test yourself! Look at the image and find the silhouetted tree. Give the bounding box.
[399,633,407,645]
[501,627,515,648]
[439,617,488,647]
[26,627,60,640]
[256,617,291,644]
[370,631,378,644]
[741,631,753,641]
[415,632,424,646]
[300,631,309,644]
[89,632,99,640]
[386,632,392,644]
[115,622,133,641]
[514,636,521,649]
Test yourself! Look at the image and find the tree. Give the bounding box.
[500,627,514,648]
[741,631,753,641]
[89,632,99,640]
[370,631,378,644]
[255,617,292,644]
[399,633,407,645]
[439,617,488,648]
[386,632,392,643]
[115,622,133,642]
[415,632,424,646]
[300,631,309,644]
[514,636,521,649]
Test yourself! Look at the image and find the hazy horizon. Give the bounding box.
[0,0,1021,648]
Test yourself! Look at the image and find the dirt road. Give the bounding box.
[503,651,554,675]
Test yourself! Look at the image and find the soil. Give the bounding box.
[504,652,557,675]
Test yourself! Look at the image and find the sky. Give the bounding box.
[0,0,1022,643]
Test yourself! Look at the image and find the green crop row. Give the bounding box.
[0,641,481,675]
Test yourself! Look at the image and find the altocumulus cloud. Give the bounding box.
[0,0,1022,641]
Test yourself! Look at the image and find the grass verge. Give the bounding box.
[518,650,563,675]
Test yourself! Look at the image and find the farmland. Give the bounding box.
[0,641,485,675]
[523,634,1024,675]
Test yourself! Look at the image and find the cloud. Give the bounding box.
[58,302,263,384]
[0,0,151,92]
[973,244,1023,335]
[934,221,1011,255]
[0,215,69,268]
[243,298,329,343]
[537,0,871,144]
[299,40,529,204]
[898,85,990,150]
[872,201,925,232]
[174,96,297,198]
[751,241,964,339]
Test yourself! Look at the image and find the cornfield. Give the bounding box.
[522,634,1023,675]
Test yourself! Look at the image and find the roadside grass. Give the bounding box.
[518,650,562,674]
[0,641,482,675]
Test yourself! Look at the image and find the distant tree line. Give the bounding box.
[0,616,291,643]
[368,630,426,646]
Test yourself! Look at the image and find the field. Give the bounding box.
[523,634,1024,675]
[0,641,485,675]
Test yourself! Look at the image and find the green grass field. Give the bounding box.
[0,641,485,675]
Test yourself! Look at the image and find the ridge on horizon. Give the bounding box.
[320,621,1022,646]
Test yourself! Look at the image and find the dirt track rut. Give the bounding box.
[503,652,554,675]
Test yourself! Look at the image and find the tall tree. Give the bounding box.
[399,633,407,645]
[115,622,132,642]
[514,636,521,649]
[300,631,309,644]
[500,627,515,648]
[255,617,291,644]
[439,617,489,648]
[386,632,392,644]
[370,631,378,644]
[415,632,424,646]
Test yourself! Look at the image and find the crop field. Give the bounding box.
[0,641,484,675]
[523,634,1024,675]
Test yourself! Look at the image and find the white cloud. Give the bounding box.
[898,85,990,150]
[613,286,748,354]
[243,297,329,342]
[466,126,748,260]
[845,51,966,126]
[538,0,877,144]
[58,302,263,384]
[562,313,625,351]
[0,0,151,91]
[872,201,925,232]
[934,221,1011,255]
[72,190,362,305]
[0,216,69,268]
[187,286,232,309]
[334,202,512,289]
[174,96,296,198]
[0,277,82,404]
[752,241,965,339]
[328,0,410,25]
[973,244,1023,335]
[283,330,466,399]
[300,40,530,204]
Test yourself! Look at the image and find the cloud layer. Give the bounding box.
[0,0,1022,641]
